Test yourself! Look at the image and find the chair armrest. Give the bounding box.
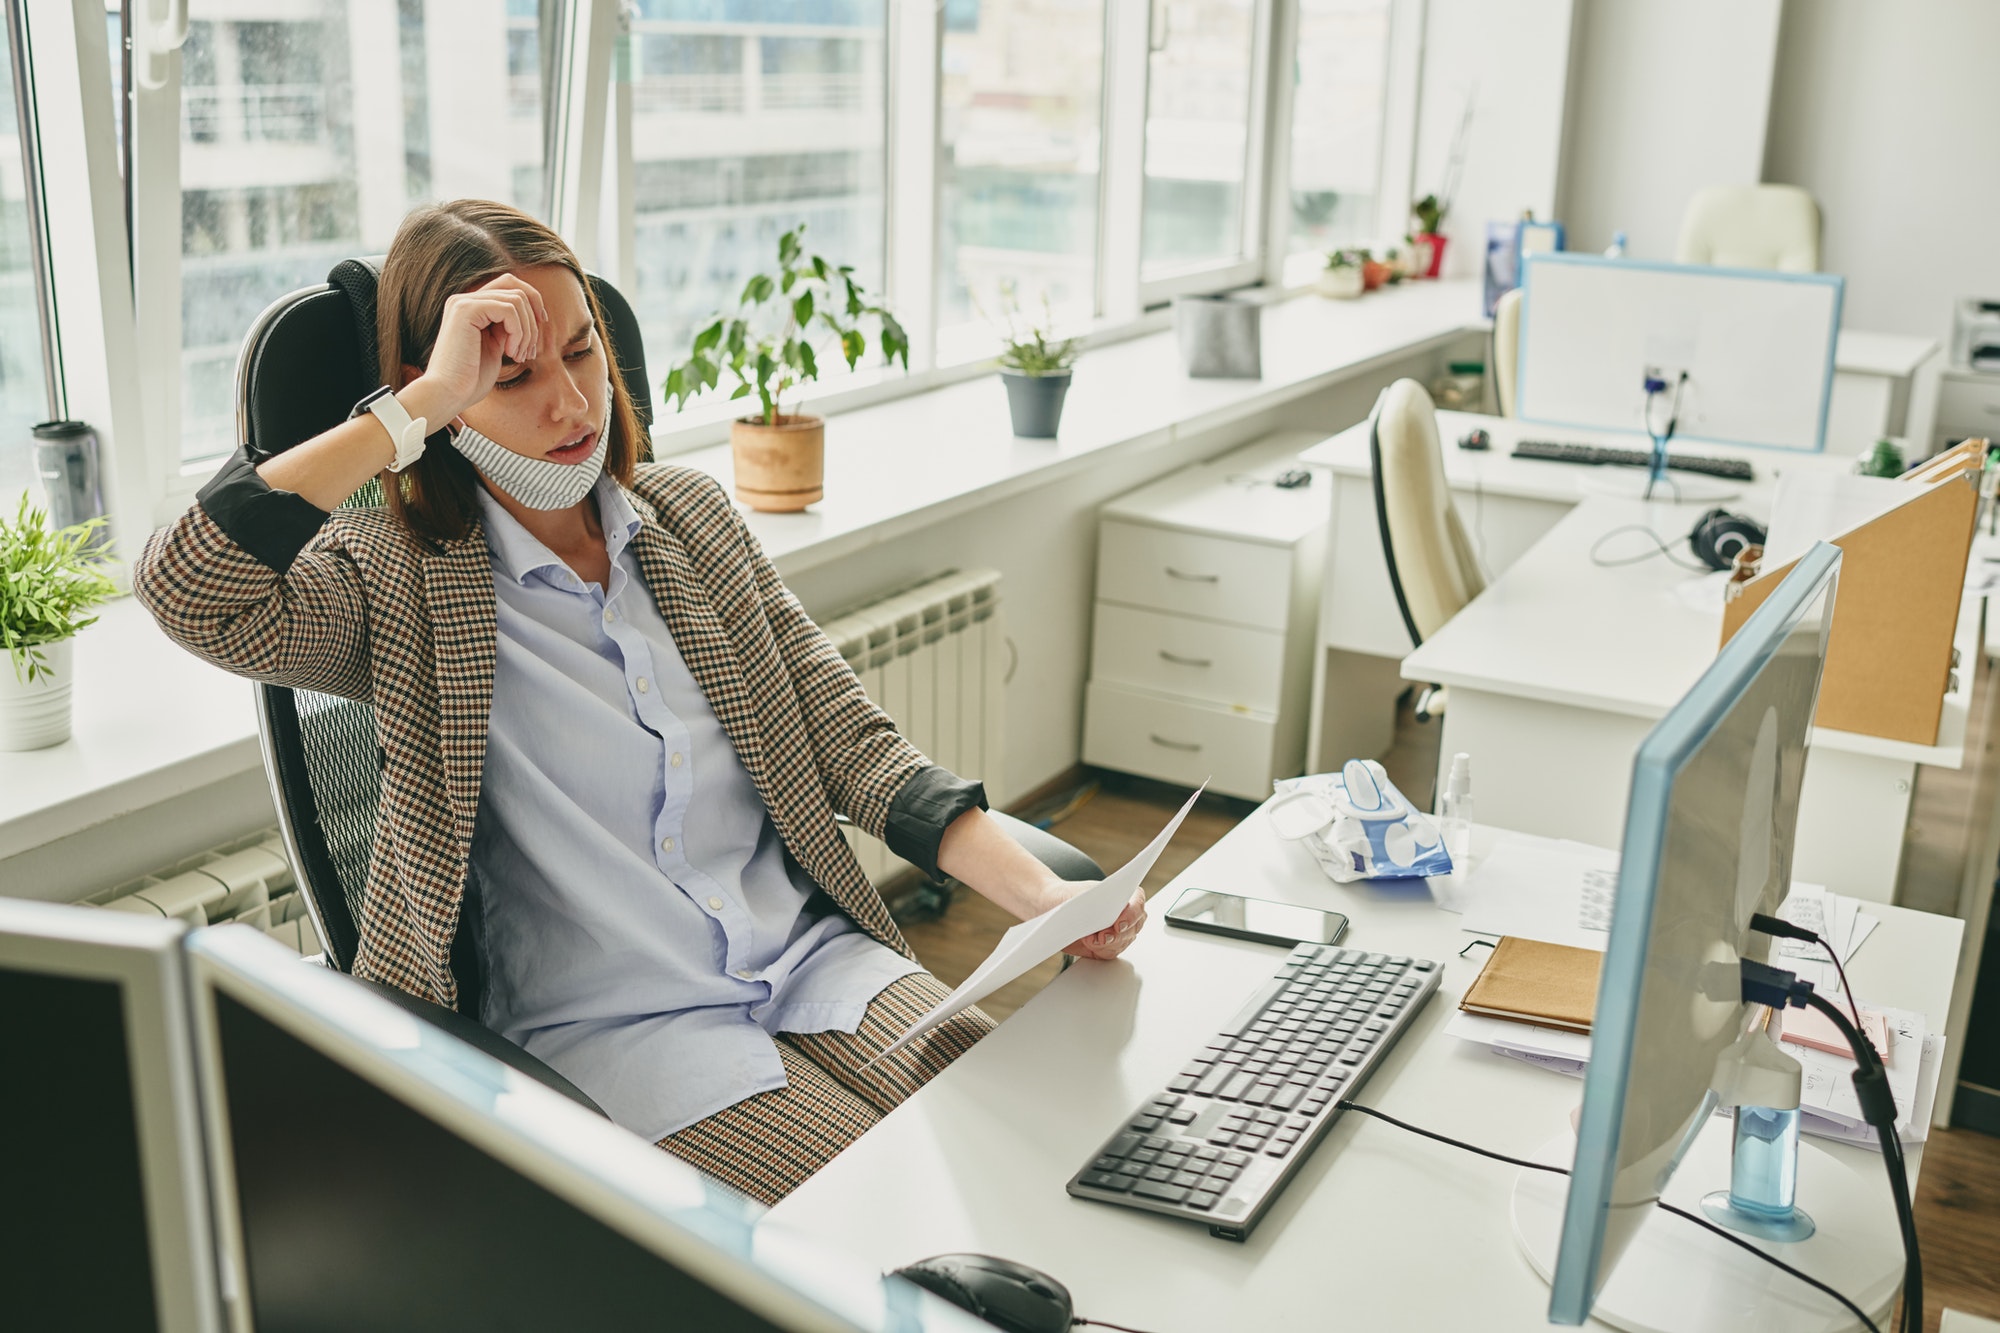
[352,977,608,1119]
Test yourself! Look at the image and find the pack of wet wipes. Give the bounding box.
[1269,759,1452,883]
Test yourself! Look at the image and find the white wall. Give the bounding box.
[1554,0,1781,260]
[1412,0,1577,280]
[1763,0,2000,340]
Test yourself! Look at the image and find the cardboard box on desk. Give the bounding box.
[1719,437,1986,746]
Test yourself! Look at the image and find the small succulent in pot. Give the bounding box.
[993,290,1080,439]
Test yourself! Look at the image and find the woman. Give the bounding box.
[135,199,1145,1204]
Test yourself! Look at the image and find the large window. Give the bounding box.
[626,0,887,385]
[1140,0,1259,278]
[158,0,547,465]
[0,19,52,499]
[934,0,1104,361]
[1287,0,1390,258]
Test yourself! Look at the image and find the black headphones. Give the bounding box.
[1688,508,1766,572]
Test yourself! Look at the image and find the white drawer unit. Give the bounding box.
[1083,433,1329,800]
[1090,603,1286,713]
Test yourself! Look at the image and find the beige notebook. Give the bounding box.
[1459,936,1604,1034]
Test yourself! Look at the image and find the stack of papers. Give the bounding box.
[1442,836,1930,1148]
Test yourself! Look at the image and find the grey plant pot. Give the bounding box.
[1002,369,1072,438]
[1174,293,1262,379]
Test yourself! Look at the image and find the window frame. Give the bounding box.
[19,0,1427,516]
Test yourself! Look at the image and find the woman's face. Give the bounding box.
[455,264,610,467]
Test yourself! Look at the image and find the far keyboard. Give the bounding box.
[1065,943,1441,1240]
[1512,438,1755,481]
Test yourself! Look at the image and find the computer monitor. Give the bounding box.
[1516,254,1843,454]
[0,898,221,1332]
[1546,541,1840,1326]
[182,925,988,1332]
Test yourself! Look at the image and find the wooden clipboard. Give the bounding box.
[1719,438,1986,746]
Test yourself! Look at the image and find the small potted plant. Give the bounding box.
[994,293,1079,438]
[1316,250,1364,300]
[1357,248,1390,292]
[0,495,116,750]
[1410,193,1448,278]
[664,225,908,512]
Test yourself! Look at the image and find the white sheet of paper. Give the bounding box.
[862,784,1207,1065]
[1456,834,1621,951]
[1444,1010,1594,1062]
[1782,1003,1926,1133]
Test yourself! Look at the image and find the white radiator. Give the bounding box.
[817,568,1007,886]
[92,829,322,955]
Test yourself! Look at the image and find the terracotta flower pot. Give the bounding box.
[730,414,824,512]
[1361,260,1389,291]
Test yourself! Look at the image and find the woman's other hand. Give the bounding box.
[403,273,550,423]
[1059,883,1148,961]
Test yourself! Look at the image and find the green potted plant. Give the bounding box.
[994,293,1079,438]
[664,225,908,512]
[0,495,116,750]
[1316,249,1364,300]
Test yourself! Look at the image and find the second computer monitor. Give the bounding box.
[1516,254,1843,453]
[184,925,986,1333]
[0,898,220,1333]
[1547,541,1840,1325]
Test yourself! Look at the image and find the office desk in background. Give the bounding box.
[767,809,1962,1332]
[1402,495,1977,903]
[1297,410,1856,773]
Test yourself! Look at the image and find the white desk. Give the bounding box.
[767,809,1962,1332]
[1399,495,1975,903]
[1297,411,1855,772]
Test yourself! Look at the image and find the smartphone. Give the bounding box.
[1164,888,1350,949]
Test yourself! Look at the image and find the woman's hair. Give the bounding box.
[376,199,648,543]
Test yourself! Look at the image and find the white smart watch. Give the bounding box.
[350,386,430,473]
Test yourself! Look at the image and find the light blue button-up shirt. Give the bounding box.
[469,476,921,1140]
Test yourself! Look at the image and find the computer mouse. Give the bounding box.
[1458,427,1491,451]
[891,1253,1075,1333]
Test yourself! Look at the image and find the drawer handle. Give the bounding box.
[1150,733,1203,752]
[1164,567,1220,583]
[1158,649,1213,668]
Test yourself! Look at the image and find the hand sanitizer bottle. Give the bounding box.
[1439,753,1474,873]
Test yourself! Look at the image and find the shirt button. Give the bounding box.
[603,608,616,623]
[635,677,650,693]
[707,896,723,911]
[661,837,675,853]
[670,752,684,768]
[736,969,755,980]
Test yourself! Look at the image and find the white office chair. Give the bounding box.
[1492,287,1523,417]
[1369,379,1490,721]
[1674,184,1821,272]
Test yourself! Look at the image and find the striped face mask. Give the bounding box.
[450,416,608,510]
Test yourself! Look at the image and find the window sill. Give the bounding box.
[2,279,1484,871]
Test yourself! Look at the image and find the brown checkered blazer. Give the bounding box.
[134,455,981,1010]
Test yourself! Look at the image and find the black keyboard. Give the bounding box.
[1065,943,1440,1241]
[1512,439,1755,481]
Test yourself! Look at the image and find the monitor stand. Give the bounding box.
[1510,1117,1902,1333]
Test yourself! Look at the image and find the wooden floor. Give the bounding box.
[898,741,2000,1331]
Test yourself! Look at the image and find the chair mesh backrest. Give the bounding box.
[295,690,384,956]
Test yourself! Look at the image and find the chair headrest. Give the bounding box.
[325,257,384,387]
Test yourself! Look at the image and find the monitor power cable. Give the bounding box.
[1739,957,1924,1333]
[1588,524,1711,572]
[1749,912,1863,1028]
[1330,1099,1887,1333]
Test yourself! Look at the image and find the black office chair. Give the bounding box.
[240,258,1100,1117]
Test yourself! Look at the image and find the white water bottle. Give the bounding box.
[1439,752,1474,873]
[1603,230,1628,259]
